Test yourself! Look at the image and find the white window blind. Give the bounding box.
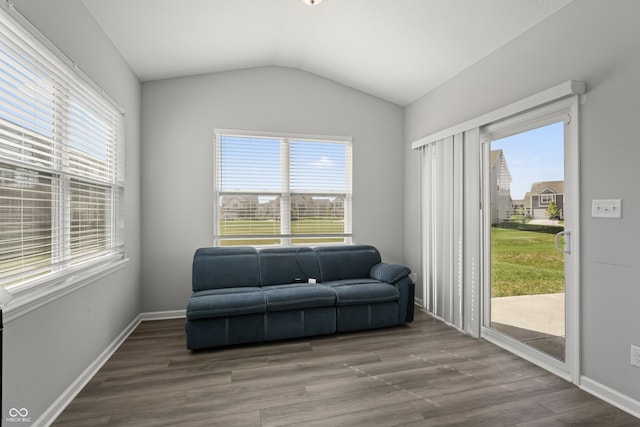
[0,7,124,290]
[419,130,481,337]
[214,130,352,246]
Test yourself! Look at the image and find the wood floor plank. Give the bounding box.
[516,398,640,426]
[52,310,640,426]
[416,398,555,427]
[259,384,421,427]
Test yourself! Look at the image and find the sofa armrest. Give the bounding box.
[370,263,414,324]
[369,263,411,284]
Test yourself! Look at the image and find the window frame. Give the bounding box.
[540,193,555,205]
[0,4,127,321]
[213,129,352,247]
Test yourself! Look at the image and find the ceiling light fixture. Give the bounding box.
[302,0,323,5]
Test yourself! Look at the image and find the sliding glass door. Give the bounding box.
[481,97,580,381]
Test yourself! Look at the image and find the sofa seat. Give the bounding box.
[186,287,265,320]
[323,280,399,306]
[323,280,400,332]
[263,284,336,312]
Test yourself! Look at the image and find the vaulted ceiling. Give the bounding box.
[82,0,572,106]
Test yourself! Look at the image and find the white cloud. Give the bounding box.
[312,156,334,168]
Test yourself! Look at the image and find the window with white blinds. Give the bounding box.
[0,7,124,290]
[214,130,352,246]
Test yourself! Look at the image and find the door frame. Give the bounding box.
[479,96,581,385]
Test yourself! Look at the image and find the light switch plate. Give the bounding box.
[592,199,622,218]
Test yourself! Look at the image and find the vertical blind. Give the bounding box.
[0,7,124,288]
[214,131,352,246]
[420,129,481,337]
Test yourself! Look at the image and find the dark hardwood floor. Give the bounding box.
[53,309,640,426]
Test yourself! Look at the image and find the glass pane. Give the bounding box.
[70,179,110,260]
[489,121,566,361]
[0,36,56,139]
[0,164,52,283]
[291,194,345,243]
[67,98,112,182]
[218,194,281,246]
[218,136,281,192]
[290,140,347,192]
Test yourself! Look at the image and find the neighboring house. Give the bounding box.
[527,181,564,220]
[292,195,344,218]
[490,150,513,224]
[221,194,344,220]
[511,199,525,218]
[220,195,260,219]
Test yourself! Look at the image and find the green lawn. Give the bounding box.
[491,226,564,297]
[219,217,345,246]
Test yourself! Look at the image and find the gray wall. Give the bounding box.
[404,0,640,404]
[3,0,142,422]
[141,66,404,312]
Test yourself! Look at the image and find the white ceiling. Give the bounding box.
[82,0,572,106]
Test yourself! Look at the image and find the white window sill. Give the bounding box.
[2,257,129,323]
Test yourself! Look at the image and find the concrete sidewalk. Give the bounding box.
[491,293,565,337]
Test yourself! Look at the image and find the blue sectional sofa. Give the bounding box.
[185,245,415,350]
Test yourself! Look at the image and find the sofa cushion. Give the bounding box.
[324,281,399,306]
[258,247,321,286]
[314,245,381,282]
[186,287,266,320]
[192,247,259,291]
[263,284,336,312]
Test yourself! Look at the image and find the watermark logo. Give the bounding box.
[6,407,31,423]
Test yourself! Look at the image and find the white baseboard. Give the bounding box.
[34,313,142,427]
[414,297,423,307]
[580,375,640,419]
[140,309,186,321]
[34,310,185,427]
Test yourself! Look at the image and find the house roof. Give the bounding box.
[529,180,564,194]
[81,0,573,106]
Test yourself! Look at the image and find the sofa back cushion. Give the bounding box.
[314,245,381,282]
[192,247,260,291]
[258,247,320,286]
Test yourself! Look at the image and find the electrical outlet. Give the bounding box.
[631,345,640,368]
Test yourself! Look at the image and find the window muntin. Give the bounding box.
[214,131,352,246]
[0,8,124,290]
